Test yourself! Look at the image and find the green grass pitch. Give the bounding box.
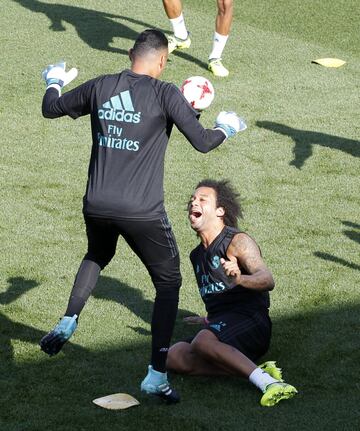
[1,0,359,430]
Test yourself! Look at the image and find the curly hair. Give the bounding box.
[195,179,243,228]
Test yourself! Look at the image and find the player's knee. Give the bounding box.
[149,256,182,288]
[84,251,114,270]
[152,268,182,299]
[155,272,182,288]
[155,280,181,302]
[217,0,233,15]
[167,342,194,374]
[191,329,216,356]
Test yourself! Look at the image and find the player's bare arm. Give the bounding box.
[224,233,275,291]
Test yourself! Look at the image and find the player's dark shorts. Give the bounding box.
[203,310,271,362]
[83,214,181,288]
[205,311,271,361]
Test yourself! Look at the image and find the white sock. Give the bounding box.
[249,368,279,393]
[209,32,229,60]
[170,14,188,40]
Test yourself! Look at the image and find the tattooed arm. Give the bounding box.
[220,233,275,291]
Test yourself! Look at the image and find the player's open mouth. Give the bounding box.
[189,210,202,224]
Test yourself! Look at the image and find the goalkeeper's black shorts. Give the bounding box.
[83,214,181,288]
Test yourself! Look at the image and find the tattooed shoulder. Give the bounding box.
[230,233,255,254]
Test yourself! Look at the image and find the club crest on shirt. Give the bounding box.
[210,255,220,269]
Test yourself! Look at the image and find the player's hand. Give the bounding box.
[183,315,207,325]
[214,111,247,139]
[42,61,78,92]
[220,256,241,281]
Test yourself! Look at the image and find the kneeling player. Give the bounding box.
[166,179,297,406]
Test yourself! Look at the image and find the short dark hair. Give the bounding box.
[195,179,243,228]
[131,29,168,59]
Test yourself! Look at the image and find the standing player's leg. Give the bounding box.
[40,217,119,356]
[163,0,191,53]
[208,0,233,77]
[119,215,182,403]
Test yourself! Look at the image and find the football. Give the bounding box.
[180,76,215,110]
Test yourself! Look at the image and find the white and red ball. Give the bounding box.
[180,76,215,110]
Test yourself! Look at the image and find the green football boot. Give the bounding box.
[208,58,229,77]
[260,382,298,407]
[168,33,191,54]
[258,361,283,381]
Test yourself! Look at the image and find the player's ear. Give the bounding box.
[128,48,133,61]
[159,52,168,70]
[216,206,225,217]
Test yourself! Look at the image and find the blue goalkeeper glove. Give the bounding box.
[214,111,247,139]
[42,61,78,93]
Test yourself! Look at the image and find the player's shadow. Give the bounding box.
[314,220,360,271]
[13,0,146,55]
[12,0,208,70]
[93,275,197,337]
[256,121,360,169]
[0,276,39,305]
[0,277,44,362]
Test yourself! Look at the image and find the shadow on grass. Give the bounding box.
[0,276,39,305]
[93,275,197,336]
[314,220,360,271]
[0,277,43,361]
[1,275,360,429]
[256,121,360,169]
[342,221,360,244]
[12,0,208,70]
[0,275,195,362]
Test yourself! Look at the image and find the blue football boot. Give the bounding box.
[141,365,180,404]
[40,315,78,356]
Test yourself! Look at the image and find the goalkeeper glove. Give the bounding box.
[214,111,247,139]
[42,61,78,93]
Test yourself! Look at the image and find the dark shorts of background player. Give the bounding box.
[187,310,272,362]
[83,214,181,283]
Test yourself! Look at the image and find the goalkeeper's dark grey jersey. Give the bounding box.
[42,69,225,220]
[190,226,270,318]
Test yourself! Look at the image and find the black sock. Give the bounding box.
[65,259,101,317]
[151,291,179,373]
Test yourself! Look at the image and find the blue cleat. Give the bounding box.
[40,315,78,356]
[141,365,180,404]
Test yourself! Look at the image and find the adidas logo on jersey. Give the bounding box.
[98,90,141,123]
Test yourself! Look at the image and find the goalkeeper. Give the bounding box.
[166,180,298,406]
[39,29,244,404]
